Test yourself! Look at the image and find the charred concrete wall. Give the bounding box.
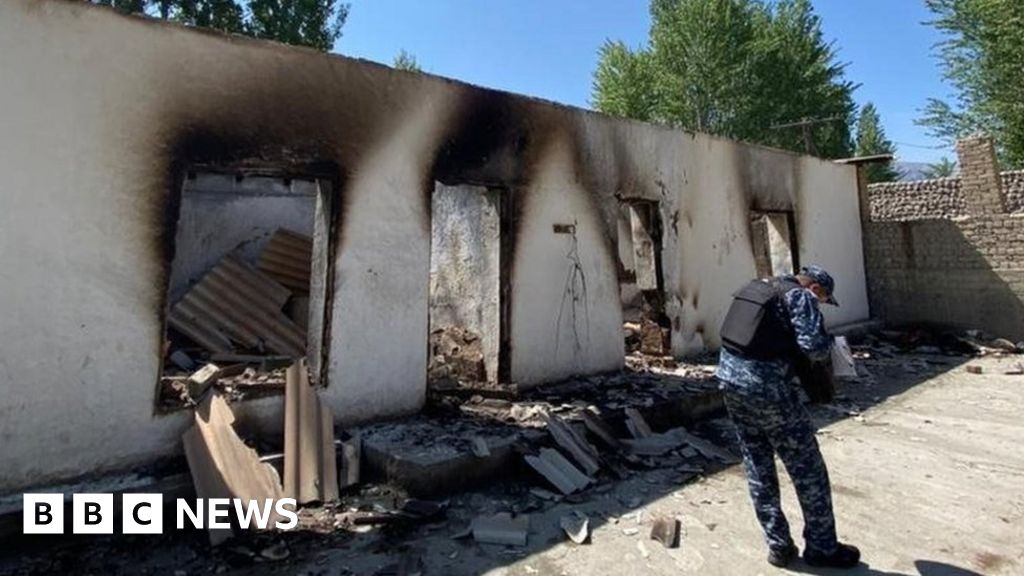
[864,136,1024,339]
[0,0,869,493]
[429,184,501,382]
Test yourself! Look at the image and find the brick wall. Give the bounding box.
[863,136,1024,340]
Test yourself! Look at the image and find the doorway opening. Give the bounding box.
[427,183,508,394]
[750,211,798,278]
[617,200,674,369]
[157,168,337,410]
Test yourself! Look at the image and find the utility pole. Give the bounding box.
[770,116,845,156]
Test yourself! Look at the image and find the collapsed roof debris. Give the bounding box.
[182,392,286,546]
[284,358,339,505]
[161,229,316,408]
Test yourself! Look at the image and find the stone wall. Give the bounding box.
[863,136,1024,339]
[868,170,1024,221]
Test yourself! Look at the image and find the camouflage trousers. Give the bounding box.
[721,376,839,555]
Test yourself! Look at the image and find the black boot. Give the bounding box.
[804,543,861,568]
[767,544,799,568]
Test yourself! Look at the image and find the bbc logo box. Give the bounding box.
[23,493,164,534]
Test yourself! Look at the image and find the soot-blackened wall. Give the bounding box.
[0,0,868,493]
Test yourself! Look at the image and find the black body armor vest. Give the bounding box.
[720,277,802,361]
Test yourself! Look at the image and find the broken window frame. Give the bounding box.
[154,162,342,413]
[749,209,799,278]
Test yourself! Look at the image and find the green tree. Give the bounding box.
[591,42,658,121]
[592,0,857,159]
[88,0,348,51]
[923,157,957,179]
[855,103,900,183]
[247,0,348,51]
[918,0,1024,167]
[392,49,422,72]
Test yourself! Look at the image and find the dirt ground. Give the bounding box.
[2,344,1022,576]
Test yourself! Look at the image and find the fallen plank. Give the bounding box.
[182,392,284,545]
[541,412,600,476]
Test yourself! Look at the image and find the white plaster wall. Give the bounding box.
[0,0,457,492]
[321,88,460,425]
[510,139,625,386]
[169,173,316,302]
[795,157,870,327]
[0,2,200,492]
[429,184,501,382]
[671,135,763,355]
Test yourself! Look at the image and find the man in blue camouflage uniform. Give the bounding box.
[717,265,860,569]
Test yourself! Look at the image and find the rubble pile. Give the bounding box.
[624,320,678,370]
[160,229,314,408]
[15,326,1014,574]
[428,326,488,387]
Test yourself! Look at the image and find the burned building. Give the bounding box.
[0,0,870,495]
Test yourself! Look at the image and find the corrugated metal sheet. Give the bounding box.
[169,255,306,357]
[257,229,312,294]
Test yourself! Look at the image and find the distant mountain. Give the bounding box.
[895,161,933,182]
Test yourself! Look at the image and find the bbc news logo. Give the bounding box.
[23,494,298,534]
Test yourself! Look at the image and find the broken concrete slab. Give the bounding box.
[624,408,653,438]
[362,421,519,497]
[187,363,221,398]
[182,392,284,545]
[542,412,600,476]
[581,407,625,452]
[471,513,529,546]
[284,359,338,504]
[560,512,590,544]
[650,516,680,548]
[524,448,594,496]
[524,453,577,496]
[672,429,739,464]
[623,431,688,456]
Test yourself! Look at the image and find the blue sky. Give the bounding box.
[338,1,954,163]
